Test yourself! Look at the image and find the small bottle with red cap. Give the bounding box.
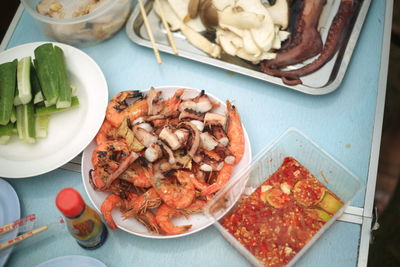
[56,188,108,249]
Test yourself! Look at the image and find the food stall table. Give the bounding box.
[0,0,392,266]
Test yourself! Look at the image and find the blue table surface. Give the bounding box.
[1,0,387,266]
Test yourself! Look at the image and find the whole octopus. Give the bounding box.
[89,88,245,235]
[261,0,357,85]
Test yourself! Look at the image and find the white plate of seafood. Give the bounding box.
[81,86,251,238]
[0,42,108,178]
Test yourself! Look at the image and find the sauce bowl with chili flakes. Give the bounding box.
[205,128,361,267]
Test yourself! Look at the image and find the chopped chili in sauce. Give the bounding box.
[221,157,344,267]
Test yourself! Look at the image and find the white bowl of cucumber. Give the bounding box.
[0,42,108,178]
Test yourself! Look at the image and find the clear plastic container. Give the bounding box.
[21,0,132,46]
[205,127,362,267]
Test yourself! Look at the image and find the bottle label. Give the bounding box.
[66,206,107,249]
[71,220,95,237]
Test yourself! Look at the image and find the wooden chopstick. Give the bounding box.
[138,0,163,64]
[154,0,179,55]
[0,214,36,235]
[0,221,18,236]
[0,225,48,251]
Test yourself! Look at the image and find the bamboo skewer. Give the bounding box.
[138,0,163,64]
[0,225,48,251]
[154,0,179,55]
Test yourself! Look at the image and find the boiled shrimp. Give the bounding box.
[123,188,162,219]
[91,140,130,167]
[120,164,153,188]
[104,152,139,188]
[92,152,139,189]
[159,89,185,116]
[136,211,161,234]
[106,179,136,199]
[201,164,233,196]
[183,199,207,214]
[190,170,209,191]
[201,102,244,195]
[151,170,195,209]
[155,204,191,235]
[95,120,118,145]
[90,162,119,189]
[106,91,148,127]
[226,101,245,164]
[101,194,125,229]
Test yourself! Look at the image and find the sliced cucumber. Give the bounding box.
[34,91,44,104]
[35,96,79,116]
[34,43,59,106]
[0,122,14,144]
[16,102,36,144]
[14,56,32,105]
[35,115,50,138]
[10,106,16,123]
[0,60,17,125]
[54,45,72,108]
[31,62,44,104]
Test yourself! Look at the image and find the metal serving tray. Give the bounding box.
[126,0,371,95]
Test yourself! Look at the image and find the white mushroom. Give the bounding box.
[219,6,265,30]
[199,0,219,30]
[236,0,276,52]
[242,30,262,57]
[216,30,240,56]
[156,0,221,58]
[154,0,182,31]
[236,48,276,64]
[212,0,234,11]
[167,0,206,32]
[264,0,289,30]
[180,24,222,58]
[187,0,200,20]
[271,26,290,50]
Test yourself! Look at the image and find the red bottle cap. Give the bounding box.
[56,188,85,218]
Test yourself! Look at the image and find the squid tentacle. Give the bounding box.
[261,0,355,86]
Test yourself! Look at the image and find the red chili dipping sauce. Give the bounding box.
[221,157,344,266]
